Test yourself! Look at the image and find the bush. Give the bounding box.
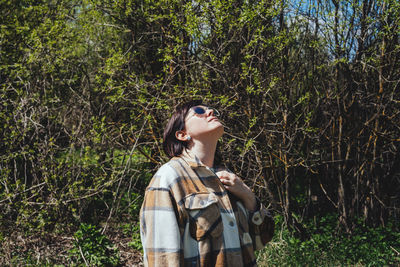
[121,222,143,252]
[69,223,120,266]
[257,215,400,266]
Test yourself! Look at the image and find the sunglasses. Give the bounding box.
[186,106,220,120]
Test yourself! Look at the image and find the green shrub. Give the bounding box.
[257,215,400,266]
[121,222,143,252]
[69,223,120,266]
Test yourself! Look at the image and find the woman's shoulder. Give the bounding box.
[151,158,183,188]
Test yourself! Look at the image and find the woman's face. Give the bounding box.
[184,105,224,141]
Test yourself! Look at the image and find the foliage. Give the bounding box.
[122,222,143,252]
[257,215,400,266]
[0,0,399,264]
[69,223,120,266]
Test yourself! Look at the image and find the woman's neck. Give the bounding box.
[188,139,217,168]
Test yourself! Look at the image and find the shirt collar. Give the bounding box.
[179,150,221,174]
[180,149,205,169]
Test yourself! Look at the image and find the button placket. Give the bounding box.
[205,167,239,231]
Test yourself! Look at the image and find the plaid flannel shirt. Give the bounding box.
[140,150,274,266]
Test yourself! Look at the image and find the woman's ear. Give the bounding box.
[175,130,189,141]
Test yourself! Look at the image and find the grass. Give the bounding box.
[256,215,400,266]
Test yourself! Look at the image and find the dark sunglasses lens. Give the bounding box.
[193,107,206,115]
[211,108,220,116]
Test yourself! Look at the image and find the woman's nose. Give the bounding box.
[206,108,214,116]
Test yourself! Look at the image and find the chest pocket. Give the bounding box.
[184,192,223,241]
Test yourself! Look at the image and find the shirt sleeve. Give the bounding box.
[140,167,183,267]
[247,199,275,250]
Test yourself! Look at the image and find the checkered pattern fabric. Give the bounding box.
[140,150,274,266]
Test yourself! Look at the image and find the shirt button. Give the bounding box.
[199,200,204,205]
[229,221,235,227]
[252,213,262,225]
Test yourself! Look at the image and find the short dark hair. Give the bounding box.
[163,100,203,158]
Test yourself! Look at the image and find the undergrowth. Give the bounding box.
[69,223,120,266]
[257,215,400,266]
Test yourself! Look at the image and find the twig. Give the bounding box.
[390,246,399,255]
[102,117,148,234]
[0,182,46,204]
[75,237,89,267]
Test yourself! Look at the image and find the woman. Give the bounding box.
[140,100,274,266]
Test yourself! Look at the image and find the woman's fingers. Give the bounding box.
[219,177,233,185]
[216,170,230,179]
[215,170,257,211]
[216,171,240,183]
[216,171,246,192]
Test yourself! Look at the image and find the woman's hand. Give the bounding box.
[216,170,257,212]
